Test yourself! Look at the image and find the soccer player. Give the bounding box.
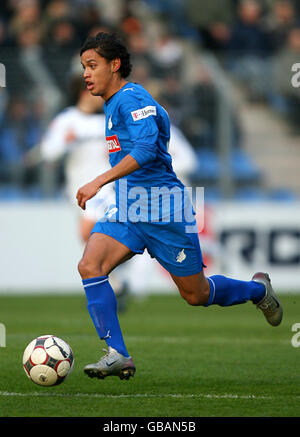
[77,32,283,380]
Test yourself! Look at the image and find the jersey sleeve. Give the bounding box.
[118,94,158,167]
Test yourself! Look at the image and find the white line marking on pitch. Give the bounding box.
[7,333,289,346]
[0,391,272,400]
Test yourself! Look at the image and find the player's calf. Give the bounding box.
[179,286,210,306]
[172,272,210,306]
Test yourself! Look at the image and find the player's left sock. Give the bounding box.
[205,275,266,307]
[82,275,129,358]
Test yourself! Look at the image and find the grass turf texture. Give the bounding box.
[0,293,299,417]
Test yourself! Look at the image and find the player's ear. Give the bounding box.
[111,58,121,73]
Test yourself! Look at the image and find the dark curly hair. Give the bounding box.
[80,32,132,78]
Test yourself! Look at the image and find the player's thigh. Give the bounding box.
[78,232,135,278]
[170,270,210,306]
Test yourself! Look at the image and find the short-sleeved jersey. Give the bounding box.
[104,82,189,222]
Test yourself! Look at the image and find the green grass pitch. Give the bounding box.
[0,292,299,417]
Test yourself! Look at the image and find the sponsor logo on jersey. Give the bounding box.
[106,134,121,153]
[131,105,157,121]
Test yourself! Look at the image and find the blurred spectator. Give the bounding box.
[265,0,299,53]
[149,29,184,78]
[184,0,234,52]
[179,67,219,150]
[158,76,186,126]
[270,27,300,131]
[129,58,163,102]
[95,0,125,28]
[0,88,8,125]
[142,0,199,39]
[227,0,271,57]
[0,97,42,184]
[0,19,10,46]
[14,22,64,121]
[8,0,42,42]
[43,17,81,91]
[127,31,153,67]
[225,0,273,101]
[43,0,72,22]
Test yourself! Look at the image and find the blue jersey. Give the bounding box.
[104,82,188,222]
[92,82,203,276]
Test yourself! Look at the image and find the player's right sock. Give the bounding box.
[205,275,266,307]
[82,275,129,358]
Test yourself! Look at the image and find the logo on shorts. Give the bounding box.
[106,134,121,153]
[176,249,187,263]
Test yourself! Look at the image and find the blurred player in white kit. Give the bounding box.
[40,75,115,242]
[39,75,129,306]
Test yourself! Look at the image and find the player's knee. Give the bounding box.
[78,257,104,279]
[77,257,89,278]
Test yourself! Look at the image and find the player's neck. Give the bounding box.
[103,78,128,102]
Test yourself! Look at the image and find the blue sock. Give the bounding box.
[82,275,129,357]
[205,275,266,307]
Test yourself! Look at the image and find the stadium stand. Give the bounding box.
[0,0,299,202]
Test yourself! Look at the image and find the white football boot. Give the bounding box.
[84,347,136,380]
[252,272,283,326]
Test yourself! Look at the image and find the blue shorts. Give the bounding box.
[91,212,204,277]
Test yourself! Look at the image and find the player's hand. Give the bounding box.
[65,130,76,144]
[76,178,102,210]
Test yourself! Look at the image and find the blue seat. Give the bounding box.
[231,148,261,182]
[234,187,267,202]
[191,148,261,184]
[268,189,298,202]
[0,185,24,201]
[193,148,221,181]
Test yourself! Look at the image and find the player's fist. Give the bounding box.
[76,178,102,210]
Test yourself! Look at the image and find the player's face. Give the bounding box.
[81,49,115,100]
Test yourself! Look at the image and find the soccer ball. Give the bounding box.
[23,335,74,386]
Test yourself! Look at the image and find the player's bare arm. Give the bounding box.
[76,154,140,210]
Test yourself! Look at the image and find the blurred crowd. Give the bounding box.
[0,0,299,194]
[184,0,300,123]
